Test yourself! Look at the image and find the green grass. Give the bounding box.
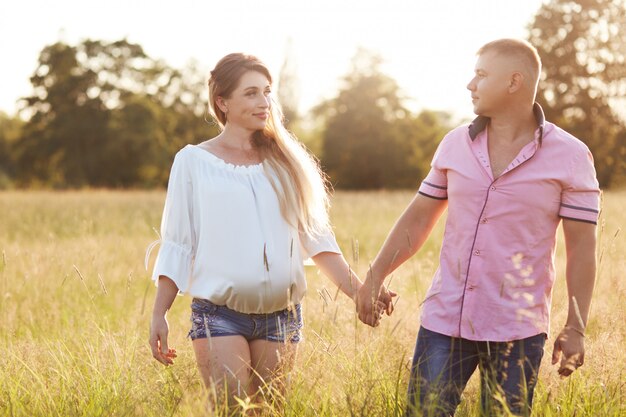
[0,190,624,416]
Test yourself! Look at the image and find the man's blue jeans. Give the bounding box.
[406,326,546,417]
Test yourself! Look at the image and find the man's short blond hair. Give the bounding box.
[478,39,542,86]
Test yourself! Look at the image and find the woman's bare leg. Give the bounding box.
[193,335,253,408]
[248,339,298,400]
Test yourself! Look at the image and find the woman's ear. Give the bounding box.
[216,96,228,113]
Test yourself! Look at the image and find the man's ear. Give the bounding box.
[509,72,524,93]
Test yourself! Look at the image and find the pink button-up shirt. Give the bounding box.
[418,104,600,341]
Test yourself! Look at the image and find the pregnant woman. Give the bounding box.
[148,53,393,409]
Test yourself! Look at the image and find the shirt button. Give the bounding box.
[490,186,496,191]
[468,285,475,291]
[474,250,481,256]
[481,218,488,224]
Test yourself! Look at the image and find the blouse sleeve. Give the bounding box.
[151,150,196,292]
[300,226,341,259]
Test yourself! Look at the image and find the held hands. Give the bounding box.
[356,275,396,327]
[149,314,178,366]
[552,325,585,377]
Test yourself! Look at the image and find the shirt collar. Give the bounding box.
[468,102,546,144]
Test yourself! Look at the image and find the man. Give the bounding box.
[357,39,600,416]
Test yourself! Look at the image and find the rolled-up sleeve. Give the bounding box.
[559,147,601,224]
[151,152,196,292]
[300,227,341,259]
[418,139,448,200]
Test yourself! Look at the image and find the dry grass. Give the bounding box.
[0,189,624,416]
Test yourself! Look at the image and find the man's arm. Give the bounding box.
[552,219,597,377]
[356,193,447,326]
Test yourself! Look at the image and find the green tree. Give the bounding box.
[0,112,22,188]
[528,0,626,187]
[315,49,450,189]
[15,41,108,187]
[396,110,452,187]
[15,39,218,188]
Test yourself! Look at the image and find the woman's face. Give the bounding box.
[221,70,272,131]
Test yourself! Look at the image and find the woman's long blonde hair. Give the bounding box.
[208,53,331,236]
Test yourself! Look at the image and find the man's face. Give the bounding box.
[466,51,513,117]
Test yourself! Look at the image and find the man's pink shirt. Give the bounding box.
[418,105,600,341]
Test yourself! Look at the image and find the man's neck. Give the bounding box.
[487,104,538,144]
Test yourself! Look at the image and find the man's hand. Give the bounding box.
[356,276,396,327]
[552,326,585,377]
[356,277,381,326]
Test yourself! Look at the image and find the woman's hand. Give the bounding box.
[150,314,177,366]
[149,276,179,366]
[378,286,397,316]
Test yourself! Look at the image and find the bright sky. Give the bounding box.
[0,0,545,122]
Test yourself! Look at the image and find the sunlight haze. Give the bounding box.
[0,0,545,122]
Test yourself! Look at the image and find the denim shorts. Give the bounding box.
[188,298,303,343]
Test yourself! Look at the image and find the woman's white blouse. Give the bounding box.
[151,145,341,314]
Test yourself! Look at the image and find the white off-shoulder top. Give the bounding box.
[149,144,341,314]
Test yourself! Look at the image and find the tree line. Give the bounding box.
[0,0,624,189]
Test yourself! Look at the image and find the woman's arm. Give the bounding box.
[149,276,179,366]
[311,252,363,302]
[312,252,395,326]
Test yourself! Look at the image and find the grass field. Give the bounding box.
[0,189,624,416]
